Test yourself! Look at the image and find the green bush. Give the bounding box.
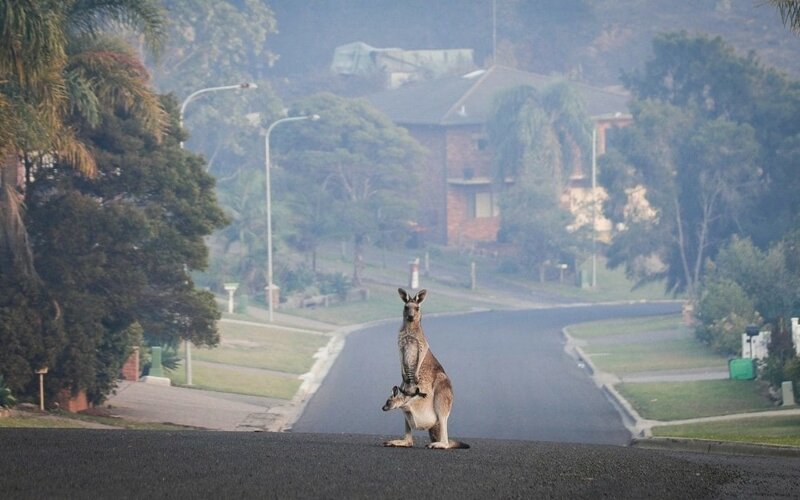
[695,278,760,355]
[319,272,352,299]
[0,375,17,408]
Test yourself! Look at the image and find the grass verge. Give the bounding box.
[617,379,775,421]
[652,415,800,447]
[568,315,685,339]
[192,320,328,374]
[0,411,192,430]
[282,281,486,326]
[169,363,301,400]
[585,338,727,374]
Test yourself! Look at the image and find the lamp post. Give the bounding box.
[179,82,256,384]
[265,114,320,322]
[179,82,257,149]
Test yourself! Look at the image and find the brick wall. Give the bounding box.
[121,346,140,382]
[406,124,500,246]
[446,189,500,244]
[407,126,448,244]
[56,389,89,413]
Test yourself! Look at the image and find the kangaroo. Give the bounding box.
[383,288,469,450]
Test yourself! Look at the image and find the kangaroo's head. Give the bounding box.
[398,288,427,323]
[382,385,425,411]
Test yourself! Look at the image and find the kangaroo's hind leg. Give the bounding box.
[383,416,414,448]
[426,377,453,449]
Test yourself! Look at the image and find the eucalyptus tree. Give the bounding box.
[278,93,424,287]
[486,82,593,279]
[600,101,760,300]
[607,32,800,299]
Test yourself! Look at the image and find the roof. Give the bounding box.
[331,41,474,80]
[366,65,631,126]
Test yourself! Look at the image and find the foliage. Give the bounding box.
[601,98,760,298]
[0,375,17,408]
[695,278,759,355]
[694,235,800,356]
[768,0,800,34]
[145,1,289,297]
[141,344,182,375]
[487,82,592,278]
[318,272,352,300]
[762,324,800,401]
[0,95,226,404]
[278,93,424,286]
[620,32,800,249]
[0,0,167,280]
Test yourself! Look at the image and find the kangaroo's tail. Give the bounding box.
[449,440,470,449]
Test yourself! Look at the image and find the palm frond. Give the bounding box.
[0,0,67,88]
[68,46,166,139]
[769,0,800,33]
[64,0,166,57]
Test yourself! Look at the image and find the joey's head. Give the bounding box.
[382,386,406,411]
[382,385,425,411]
[398,288,427,323]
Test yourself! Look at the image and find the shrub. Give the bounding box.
[0,375,17,408]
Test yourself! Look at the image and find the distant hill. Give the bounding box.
[265,0,800,88]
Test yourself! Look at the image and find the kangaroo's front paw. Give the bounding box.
[426,441,449,450]
[383,439,413,448]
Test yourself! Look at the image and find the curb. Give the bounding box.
[631,437,800,458]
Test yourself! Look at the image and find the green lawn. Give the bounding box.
[169,362,301,400]
[166,320,322,399]
[652,415,800,447]
[0,412,191,430]
[0,415,86,428]
[191,321,328,374]
[568,315,685,339]
[584,337,727,374]
[618,379,776,421]
[283,282,486,325]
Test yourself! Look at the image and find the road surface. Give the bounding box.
[1,429,798,498]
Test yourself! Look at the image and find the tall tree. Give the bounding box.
[278,93,424,287]
[0,95,226,402]
[622,32,800,248]
[0,0,166,277]
[600,100,760,299]
[487,82,593,278]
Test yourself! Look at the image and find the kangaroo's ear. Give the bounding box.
[414,289,427,304]
[391,386,399,396]
[398,288,411,303]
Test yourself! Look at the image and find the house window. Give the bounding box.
[468,191,499,218]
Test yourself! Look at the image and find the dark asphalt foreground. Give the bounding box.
[2,429,799,499]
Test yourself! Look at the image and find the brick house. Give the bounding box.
[367,65,632,246]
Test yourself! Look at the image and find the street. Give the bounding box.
[1,429,798,498]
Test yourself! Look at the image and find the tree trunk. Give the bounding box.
[0,153,35,276]
[353,234,365,287]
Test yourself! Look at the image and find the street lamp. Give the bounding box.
[265,114,320,322]
[179,82,257,149]
[179,82,256,384]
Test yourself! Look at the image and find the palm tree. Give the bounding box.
[768,0,800,34]
[0,0,165,276]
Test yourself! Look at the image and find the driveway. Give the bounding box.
[107,380,287,431]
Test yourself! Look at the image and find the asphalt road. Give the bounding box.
[292,302,682,445]
[2,429,799,498]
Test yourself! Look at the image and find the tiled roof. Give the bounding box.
[367,65,630,126]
